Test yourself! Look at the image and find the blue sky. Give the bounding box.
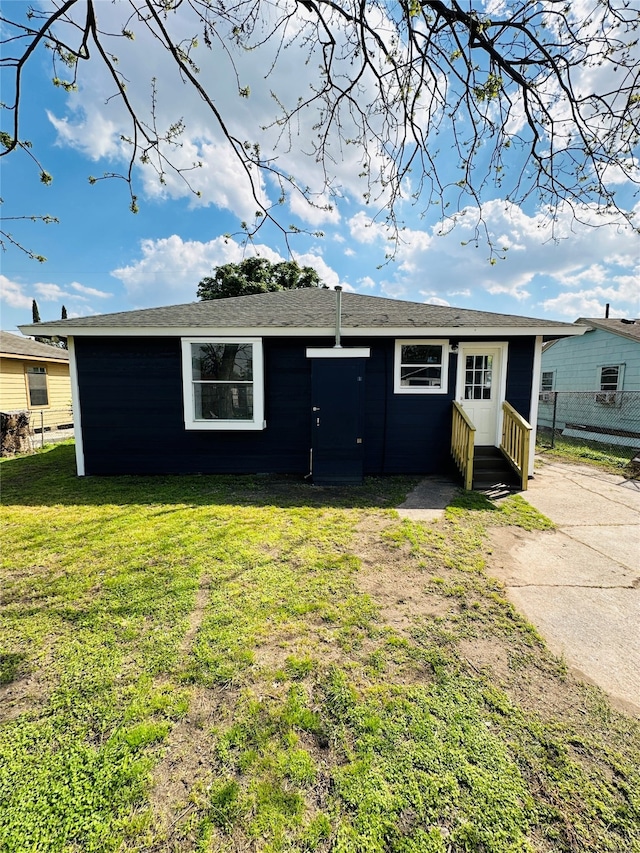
[1,0,638,335]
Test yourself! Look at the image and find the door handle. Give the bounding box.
[312,407,320,412]
[316,417,320,427]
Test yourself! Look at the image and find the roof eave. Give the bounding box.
[18,323,586,338]
[1,349,70,363]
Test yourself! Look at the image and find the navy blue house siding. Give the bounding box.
[504,337,535,421]
[75,335,534,476]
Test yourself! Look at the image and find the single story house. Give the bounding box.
[540,317,640,447]
[20,289,584,487]
[0,331,72,431]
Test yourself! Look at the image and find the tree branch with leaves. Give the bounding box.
[1,0,638,261]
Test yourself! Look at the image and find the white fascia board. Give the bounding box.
[67,337,85,476]
[1,351,70,364]
[18,324,587,338]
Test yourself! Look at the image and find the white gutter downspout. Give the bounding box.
[334,286,343,348]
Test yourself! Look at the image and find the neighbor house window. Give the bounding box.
[599,365,621,392]
[541,371,554,391]
[181,338,264,430]
[394,340,449,394]
[595,364,624,406]
[26,366,48,407]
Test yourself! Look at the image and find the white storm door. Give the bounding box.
[456,344,507,446]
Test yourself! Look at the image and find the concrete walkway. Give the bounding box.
[491,457,640,715]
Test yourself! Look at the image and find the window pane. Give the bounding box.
[400,366,441,387]
[401,344,441,365]
[194,383,254,420]
[541,371,554,391]
[192,343,253,381]
[464,354,493,400]
[27,369,48,407]
[600,366,619,391]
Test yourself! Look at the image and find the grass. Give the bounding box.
[1,441,639,852]
[536,433,638,475]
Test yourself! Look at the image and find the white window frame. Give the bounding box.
[26,365,49,408]
[181,337,265,430]
[394,339,449,394]
[540,370,555,392]
[598,363,624,392]
[595,363,624,407]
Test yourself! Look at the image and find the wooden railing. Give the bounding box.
[500,402,532,491]
[451,401,475,491]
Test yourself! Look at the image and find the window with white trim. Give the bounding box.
[181,338,265,430]
[599,365,622,392]
[541,371,554,391]
[595,364,624,406]
[26,366,49,407]
[394,340,449,394]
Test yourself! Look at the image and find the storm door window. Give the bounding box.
[26,366,48,407]
[464,355,493,400]
[394,340,448,394]
[181,338,264,430]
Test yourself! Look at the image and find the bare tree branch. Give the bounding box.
[1,0,638,260]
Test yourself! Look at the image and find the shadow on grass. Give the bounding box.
[0,442,429,510]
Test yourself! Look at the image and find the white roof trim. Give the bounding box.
[19,324,588,339]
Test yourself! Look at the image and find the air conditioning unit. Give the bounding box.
[539,392,553,402]
[595,391,619,406]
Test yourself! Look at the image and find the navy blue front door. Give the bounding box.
[311,358,365,485]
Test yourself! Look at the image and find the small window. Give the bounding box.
[26,366,49,407]
[394,340,448,394]
[599,365,620,392]
[595,364,623,406]
[181,338,264,430]
[541,371,554,391]
[464,354,493,400]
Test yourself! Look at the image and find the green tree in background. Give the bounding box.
[197,258,324,301]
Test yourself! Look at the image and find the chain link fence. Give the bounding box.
[537,390,640,469]
[2,408,75,455]
[29,407,74,448]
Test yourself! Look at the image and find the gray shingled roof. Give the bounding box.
[18,289,578,332]
[576,317,640,343]
[0,331,70,361]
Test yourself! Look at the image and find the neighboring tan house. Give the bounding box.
[20,289,584,488]
[0,331,72,431]
[540,317,640,447]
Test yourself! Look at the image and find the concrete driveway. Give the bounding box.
[489,457,640,716]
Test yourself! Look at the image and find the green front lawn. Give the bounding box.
[1,443,639,852]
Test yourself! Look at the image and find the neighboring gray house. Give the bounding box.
[539,317,640,447]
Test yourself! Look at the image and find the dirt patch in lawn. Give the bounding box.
[146,574,224,840]
[354,514,454,633]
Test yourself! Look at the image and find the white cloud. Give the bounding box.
[0,276,32,309]
[289,251,346,290]
[112,235,279,305]
[70,282,112,299]
[419,292,450,307]
[111,235,346,306]
[288,191,340,226]
[34,283,70,301]
[47,108,122,161]
[0,275,108,323]
[346,199,640,318]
